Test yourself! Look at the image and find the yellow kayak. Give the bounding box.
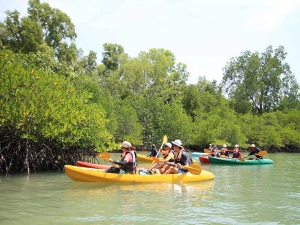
[64,165,215,183]
[136,154,162,162]
[137,154,197,164]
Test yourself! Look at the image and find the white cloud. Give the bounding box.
[247,0,300,31]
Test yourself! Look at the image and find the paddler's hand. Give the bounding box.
[177,163,182,169]
[108,159,113,163]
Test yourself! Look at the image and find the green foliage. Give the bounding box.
[102,43,124,71]
[222,46,298,115]
[113,98,143,146]
[1,0,300,153]
[28,0,77,51]
[0,50,112,149]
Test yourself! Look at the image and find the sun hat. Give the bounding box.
[223,144,227,147]
[121,141,131,149]
[172,140,182,147]
[250,144,255,148]
[235,144,239,148]
[164,143,172,148]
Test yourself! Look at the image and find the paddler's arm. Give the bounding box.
[111,159,127,166]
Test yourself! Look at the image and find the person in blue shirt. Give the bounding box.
[210,145,219,157]
[247,144,262,159]
[148,144,158,157]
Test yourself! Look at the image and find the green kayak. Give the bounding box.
[209,157,274,165]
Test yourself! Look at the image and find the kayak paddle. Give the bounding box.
[257,150,267,156]
[151,135,168,167]
[155,135,168,157]
[99,152,120,168]
[204,149,210,153]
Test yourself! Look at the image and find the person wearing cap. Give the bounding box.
[160,143,175,162]
[163,140,192,174]
[107,141,138,174]
[209,145,219,157]
[246,144,262,159]
[219,144,229,158]
[148,144,158,157]
[208,144,213,151]
[232,144,242,159]
[148,143,174,173]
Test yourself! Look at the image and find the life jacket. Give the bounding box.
[163,149,175,162]
[220,149,229,157]
[175,150,192,165]
[120,151,137,174]
[232,151,240,159]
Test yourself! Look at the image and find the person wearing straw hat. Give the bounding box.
[247,144,262,160]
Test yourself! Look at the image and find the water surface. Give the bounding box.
[0,153,299,224]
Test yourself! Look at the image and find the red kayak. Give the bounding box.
[76,161,111,170]
[76,161,145,171]
[199,156,210,163]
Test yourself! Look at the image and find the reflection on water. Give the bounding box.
[0,153,300,224]
[60,179,215,223]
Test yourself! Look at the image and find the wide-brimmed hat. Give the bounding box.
[172,140,182,147]
[250,144,255,148]
[223,144,227,147]
[235,144,239,148]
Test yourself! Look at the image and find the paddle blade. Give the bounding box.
[184,164,202,175]
[163,135,168,144]
[99,152,110,160]
[220,155,226,158]
[204,149,210,153]
[151,157,161,163]
[240,158,246,162]
[257,151,267,157]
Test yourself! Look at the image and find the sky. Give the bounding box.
[1,0,300,85]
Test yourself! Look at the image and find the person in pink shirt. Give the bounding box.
[108,141,137,174]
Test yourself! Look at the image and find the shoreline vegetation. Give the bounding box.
[1,0,299,174]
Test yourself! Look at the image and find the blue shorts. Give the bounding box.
[178,169,185,174]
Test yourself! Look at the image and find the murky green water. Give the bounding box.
[0,153,299,224]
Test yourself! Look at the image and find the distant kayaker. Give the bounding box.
[247,144,262,159]
[232,145,242,159]
[209,145,219,157]
[148,144,158,157]
[219,144,230,158]
[107,141,138,174]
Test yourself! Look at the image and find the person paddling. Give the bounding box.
[246,144,262,160]
[149,142,174,174]
[107,141,138,174]
[219,144,229,158]
[163,140,192,174]
[232,144,242,160]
